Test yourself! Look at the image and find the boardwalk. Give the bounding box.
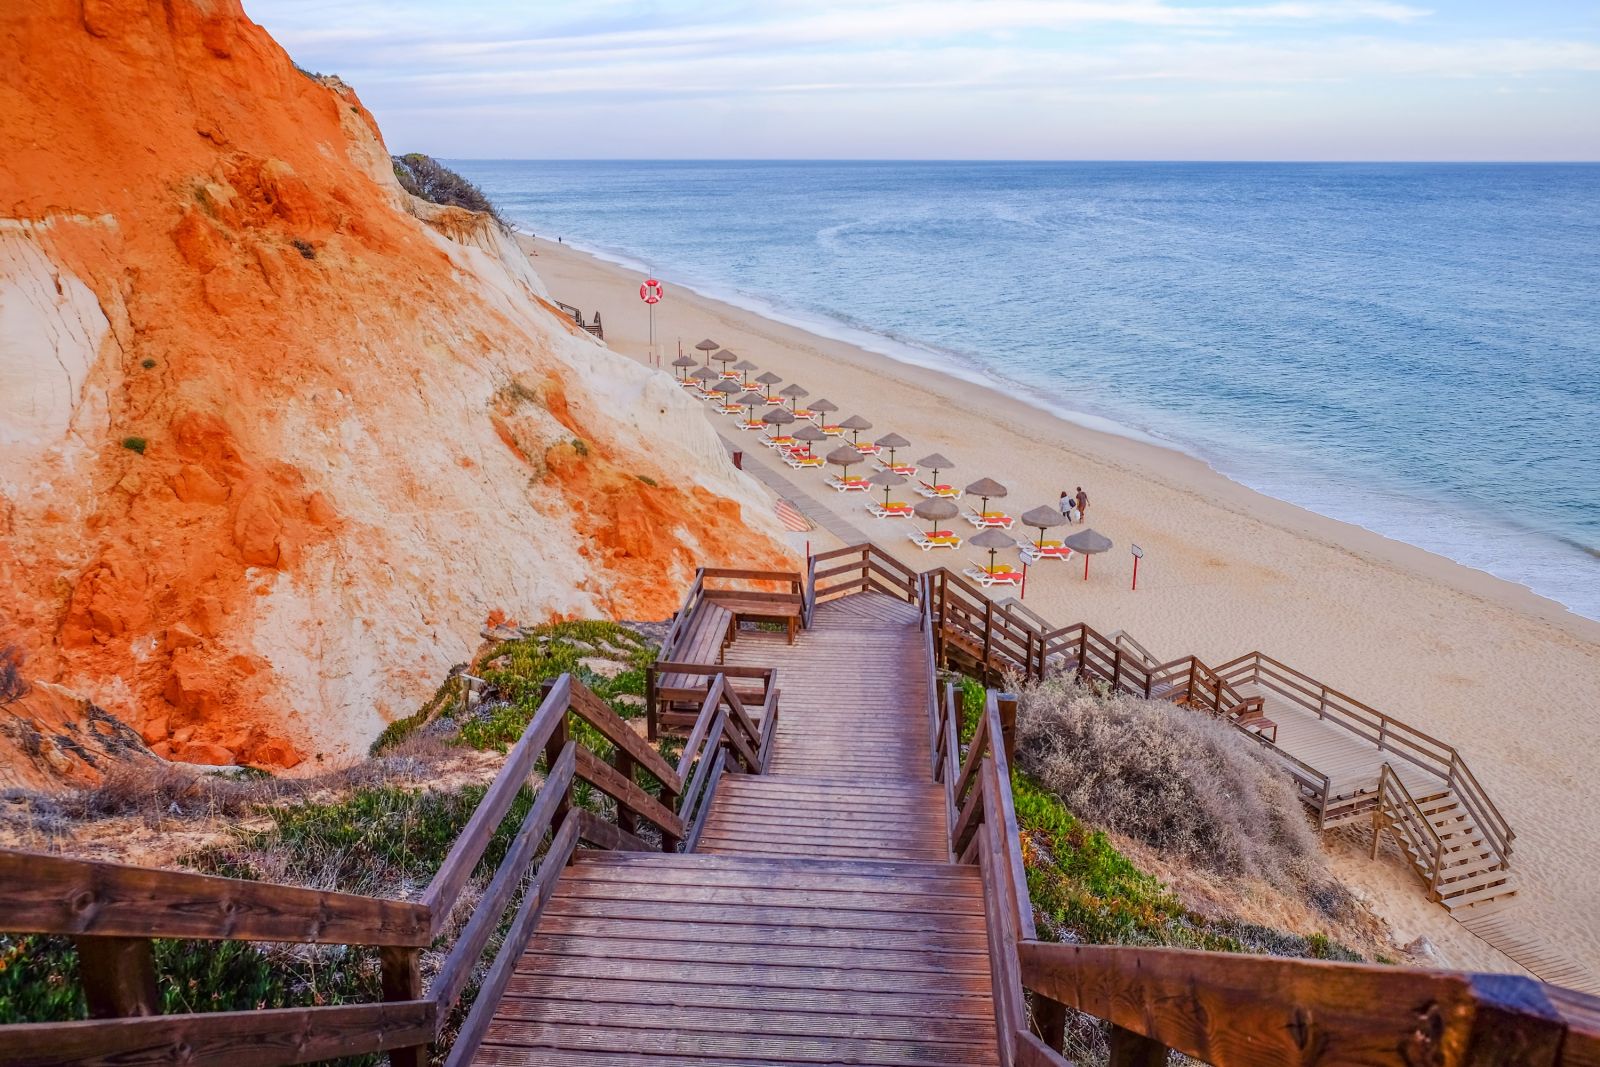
[473,592,999,1065]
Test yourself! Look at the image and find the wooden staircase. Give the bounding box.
[1382,779,1518,911]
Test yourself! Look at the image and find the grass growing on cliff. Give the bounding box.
[391,153,502,224]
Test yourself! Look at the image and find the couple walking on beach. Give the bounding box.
[1060,487,1089,525]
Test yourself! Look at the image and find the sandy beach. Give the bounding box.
[521,235,1600,977]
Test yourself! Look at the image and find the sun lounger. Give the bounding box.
[874,461,918,477]
[853,443,882,456]
[826,476,871,493]
[763,395,785,405]
[963,564,1024,587]
[821,424,845,436]
[719,370,742,380]
[866,500,914,519]
[1017,538,1073,563]
[784,454,824,470]
[793,408,816,420]
[908,530,962,551]
[716,403,742,415]
[762,435,796,450]
[964,510,1015,529]
[677,379,700,390]
[737,419,765,431]
[914,482,963,500]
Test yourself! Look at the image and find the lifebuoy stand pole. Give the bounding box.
[1131,554,1138,591]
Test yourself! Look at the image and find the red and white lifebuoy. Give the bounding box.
[639,278,664,304]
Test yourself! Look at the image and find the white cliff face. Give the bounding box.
[0,231,109,450]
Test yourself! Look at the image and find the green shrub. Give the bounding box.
[391,154,502,223]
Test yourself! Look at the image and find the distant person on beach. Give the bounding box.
[1059,491,1080,525]
[1074,487,1089,523]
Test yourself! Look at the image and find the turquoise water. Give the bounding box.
[453,161,1600,621]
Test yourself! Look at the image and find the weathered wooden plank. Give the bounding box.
[498,972,996,1019]
[74,936,159,1019]
[2,1001,435,1067]
[572,745,684,839]
[567,683,681,792]
[2,850,430,947]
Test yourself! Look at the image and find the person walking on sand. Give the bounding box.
[1074,487,1089,523]
[1060,490,1080,525]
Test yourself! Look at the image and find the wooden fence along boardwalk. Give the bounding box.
[3,543,1599,1066]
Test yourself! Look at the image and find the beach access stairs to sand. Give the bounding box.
[5,547,1599,1064]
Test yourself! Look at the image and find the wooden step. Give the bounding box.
[474,852,998,1067]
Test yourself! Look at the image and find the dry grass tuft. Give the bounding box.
[1014,675,1325,892]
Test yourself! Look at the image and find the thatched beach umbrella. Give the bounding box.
[694,338,720,365]
[866,468,907,509]
[809,398,839,422]
[779,383,810,409]
[965,477,1009,515]
[671,353,698,380]
[712,349,737,370]
[916,453,955,487]
[875,432,911,466]
[970,527,1015,575]
[762,406,797,437]
[791,423,828,446]
[755,371,783,400]
[839,414,873,445]
[1063,528,1114,581]
[1020,505,1067,550]
[710,379,741,405]
[690,366,718,386]
[733,359,759,387]
[735,391,767,421]
[825,444,863,483]
[914,496,959,536]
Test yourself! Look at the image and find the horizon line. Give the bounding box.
[435,157,1600,166]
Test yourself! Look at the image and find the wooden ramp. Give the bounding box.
[472,592,999,1065]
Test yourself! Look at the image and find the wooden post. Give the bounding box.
[613,751,639,837]
[380,945,427,1067]
[997,693,1018,763]
[74,936,159,1019]
[645,666,658,741]
[1112,648,1122,692]
[545,706,571,832]
[1077,630,1087,681]
[1108,1023,1170,1067]
[1034,995,1067,1052]
[982,601,994,683]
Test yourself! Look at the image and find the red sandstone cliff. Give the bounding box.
[0,0,791,786]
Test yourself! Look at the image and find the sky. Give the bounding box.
[248,0,1600,161]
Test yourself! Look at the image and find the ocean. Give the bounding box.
[452,160,1600,622]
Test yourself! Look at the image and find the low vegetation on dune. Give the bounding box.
[0,620,662,1058]
[391,153,503,223]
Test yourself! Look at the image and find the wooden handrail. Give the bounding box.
[1375,762,1447,898]
[1019,940,1600,1066]
[0,670,731,1067]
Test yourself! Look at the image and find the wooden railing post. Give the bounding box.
[1033,995,1067,1053]
[613,751,639,837]
[1112,648,1122,692]
[74,936,159,1019]
[645,666,658,741]
[1108,1023,1171,1066]
[544,698,572,831]
[996,692,1018,763]
[982,601,994,682]
[380,945,427,1067]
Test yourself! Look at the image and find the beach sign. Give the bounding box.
[1131,543,1143,590]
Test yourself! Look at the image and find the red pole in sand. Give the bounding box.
[1020,561,1028,600]
[1131,555,1139,591]
[1083,553,1090,581]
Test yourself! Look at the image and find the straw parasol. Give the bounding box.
[671,353,698,380]
[866,469,907,509]
[825,444,864,484]
[710,379,740,402]
[779,383,810,409]
[1063,528,1114,580]
[732,359,759,386]
[735,390,767,418]
[965,477,1008,515]
[755,371,783,397]
[916,453,955,487]
[762,406,797,441]
[1020,505,1067,549]
[969,527,1015,575]
[694,338,720,365]
[690,366,717,384]
[874,432,911,466]
[792,423,828,444]
[712,349,737,367]
[913,496,959,536]
[809,398,839,418]
[839,414,873,445]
